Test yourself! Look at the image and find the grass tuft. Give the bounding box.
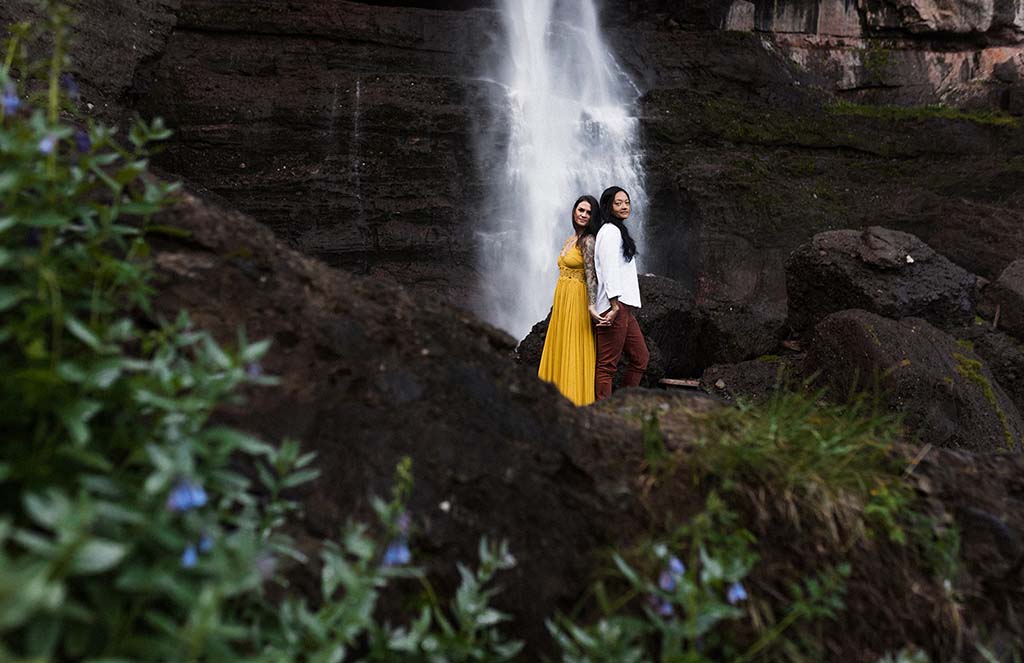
[688,390,907,542]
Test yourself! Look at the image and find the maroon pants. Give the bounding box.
[595,306,650,400]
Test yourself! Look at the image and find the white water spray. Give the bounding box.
[351,79,365,222]
[478,0,647,340]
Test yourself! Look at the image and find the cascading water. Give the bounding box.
[478,0,648,341]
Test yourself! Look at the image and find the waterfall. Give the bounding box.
[351,79,363,204]
[478,0,647,341]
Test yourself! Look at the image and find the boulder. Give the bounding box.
[635,274,701,377]
[695,296,786,365]
[806,309,1023,451]
[787,227,979,334]
[149,191,646,652]
[516,313,549,370]
[979,259,1024,341]
[700,354,805,402]
[953,323,1024,415]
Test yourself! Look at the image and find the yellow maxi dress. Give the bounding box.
[537,244,596,406]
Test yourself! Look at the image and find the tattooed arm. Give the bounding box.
[582,235,606,324]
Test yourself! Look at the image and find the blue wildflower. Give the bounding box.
[61,73,80,101]
[74,130,91,153]
[198,533,214,553]
[381,538,411,567]
[658,554,685,592]
[2,83,19,114]
[726,581,748,604]
[245,362,262,379]
[166,479,208,512]
[38,135,56,155]
[181,544,198,568]
[647,593,675,617]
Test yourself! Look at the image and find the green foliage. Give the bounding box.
[642,414,671,473]
[690,390,904,531]
[953,352,1017,450]
[829,100,1020,127]
[270,534,523,663]
[692,389,962,577]
[549,495,848,663]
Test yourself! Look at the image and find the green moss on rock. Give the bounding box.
[953,352,1016,450]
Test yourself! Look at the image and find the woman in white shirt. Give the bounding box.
[593,186,649,400]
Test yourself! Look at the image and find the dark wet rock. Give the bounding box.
[635,274,701,377]
[979,259,1024,341]
[148,190,645,653]
[916,448,1024,629]
[806,309,1023,452]
[590,387,725,453]
[516,313,550,370]
[891,196,1024,282]
[125,0,505,307]
[953,323,1024,415]
[700,354,805,402]
[695,295,785,365]
[0,0,180,123]
[787,227,979,335]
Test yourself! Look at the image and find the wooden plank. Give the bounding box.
[659,378,700,388]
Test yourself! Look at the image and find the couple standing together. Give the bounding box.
[538,186,650,406]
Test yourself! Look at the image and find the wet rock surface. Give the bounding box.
[980,259,1024,340]
[128,0,505,308]
[806,309,1024,451]
[0,0,181,122]
[953,323,1024,414]
[695,295,785,364]
[700,354,805,402]
[786,227,979,335]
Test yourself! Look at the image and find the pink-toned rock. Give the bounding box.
[862,0,996,34]
[723,0,755,31]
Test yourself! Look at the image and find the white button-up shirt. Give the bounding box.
[594,223,642,313]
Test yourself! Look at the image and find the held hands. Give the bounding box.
[592,304,618,327]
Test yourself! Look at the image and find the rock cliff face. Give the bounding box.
[6,0,1023,340]
[129,0,506,311]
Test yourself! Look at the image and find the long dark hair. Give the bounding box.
[571,194,600,250]
[599,186,637,262]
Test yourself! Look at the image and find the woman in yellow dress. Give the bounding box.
[538,195,607,406]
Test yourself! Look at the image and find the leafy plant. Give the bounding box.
[549,495,847,663]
